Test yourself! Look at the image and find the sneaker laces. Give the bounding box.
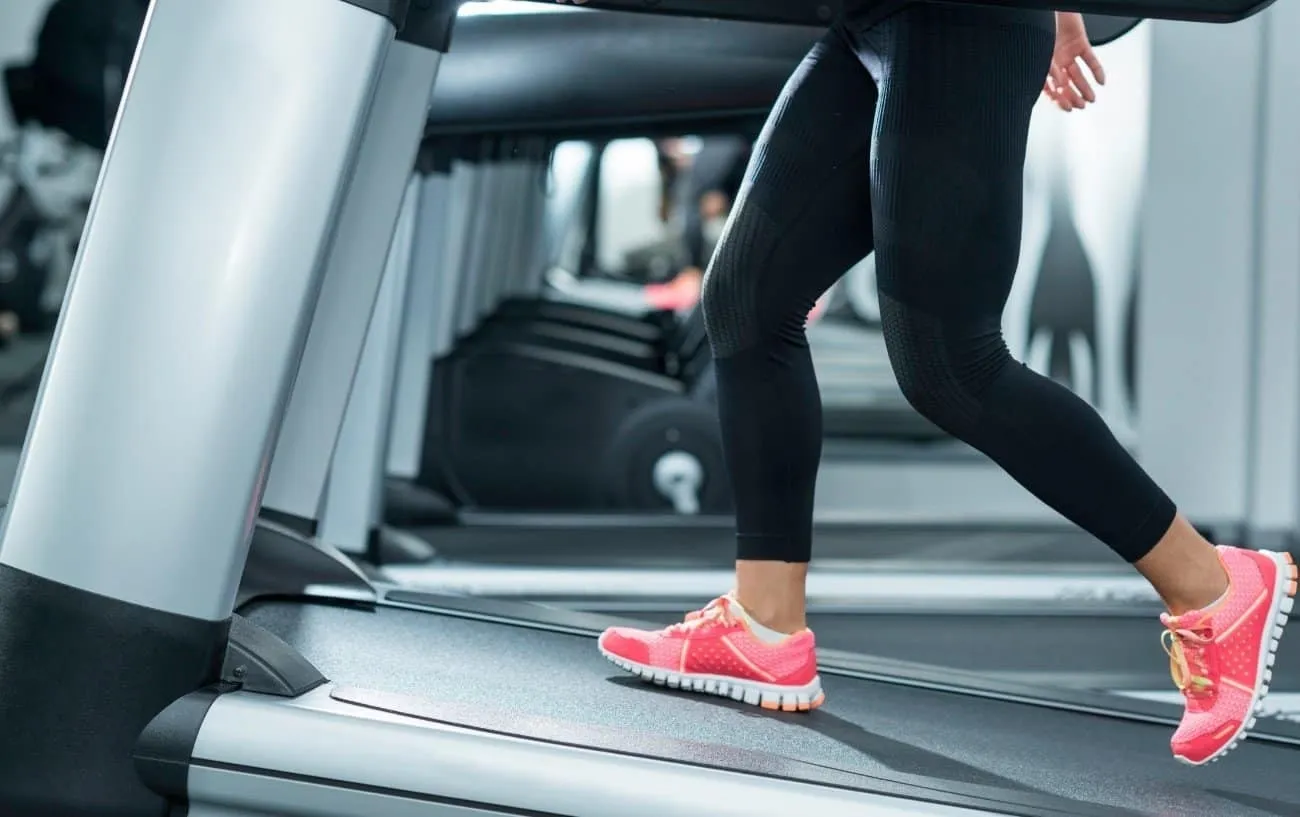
[1162,623,1215,697]
[667,595,736,634]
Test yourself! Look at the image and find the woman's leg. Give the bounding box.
[704,28,879,636]
[855,5,1193,579]
[854,5,1221,606]
[859,4,1295,763]
[597,27,878,710]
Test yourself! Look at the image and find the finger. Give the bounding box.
[1053,66,1085,110]
[1061,68,1086,109]
[1044,76,1069,111]
[1067,61,1096,104]
[1044,74,1071,112]
[1081,50,1106,85]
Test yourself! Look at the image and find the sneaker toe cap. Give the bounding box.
[1171,713,1245,764]
[598,627,652,663]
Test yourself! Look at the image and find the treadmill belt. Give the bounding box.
[417,524,1115,568]
[242,599,1300,817]
[626,610,1300,693]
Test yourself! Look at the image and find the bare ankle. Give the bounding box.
[734,559,809,633]
[740,604,806,634]
[733,588,805,632]
[1165,571,1230,615]
[1135,515,1229,615]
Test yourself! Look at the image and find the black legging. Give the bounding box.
[701,5,1176,565]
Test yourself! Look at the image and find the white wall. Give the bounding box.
[0,0,48,144]
[1138,15,1268,530]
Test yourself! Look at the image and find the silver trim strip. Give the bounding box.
[190,686,997,817]
[381,565,1160,608]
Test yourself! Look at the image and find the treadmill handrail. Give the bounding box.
[511,0,1275,24]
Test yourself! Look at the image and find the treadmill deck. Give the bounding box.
[242,598,1300,817]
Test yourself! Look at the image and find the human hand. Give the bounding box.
[699,190,731,221]
[1043,12,1105,112]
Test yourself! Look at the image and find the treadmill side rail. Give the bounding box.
[174,684,988,817]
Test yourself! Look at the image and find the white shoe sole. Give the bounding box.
[598,642,825,712]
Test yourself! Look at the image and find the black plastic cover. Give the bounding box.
[425,10,817,134]
[237,516,377,610]
[397,0,460,50]
[521,0,1272,24]
[0,564,229,816]
[1085,13,1143,45]
[221,614,329,697]
[523,0,840,25]
[338,0,410,25]
[425,7,1141,136]
[133,687,224,801]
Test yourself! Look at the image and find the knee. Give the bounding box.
[880,296,1011,433]
[699,204,781,359]
[699,259,740,355]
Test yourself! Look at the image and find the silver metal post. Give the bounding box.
[454,172,489,336]
[0,0,396,623]
[261,40,443,525]
[319,181,421,554]
[440,160,481,352]
[387,169,454,479]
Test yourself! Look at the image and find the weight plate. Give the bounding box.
[599,397,732,514]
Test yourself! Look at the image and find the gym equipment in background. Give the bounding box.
[410,134,731,515]
[2,0,149,152]
[0,125,100,338]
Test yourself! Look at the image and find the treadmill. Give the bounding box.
[0,1,1296,817]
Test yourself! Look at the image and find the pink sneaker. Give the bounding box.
[597,594,824,712]
[1161,546,1297,765]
